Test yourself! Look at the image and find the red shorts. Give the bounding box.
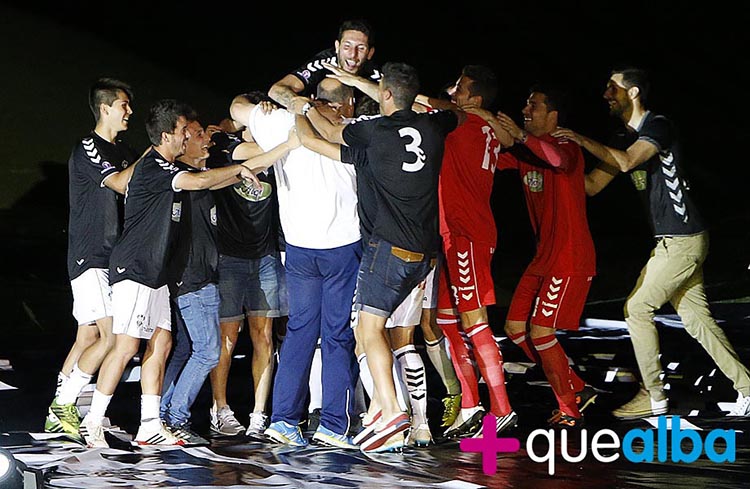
[437,236,496,313]
[506,273,592,330]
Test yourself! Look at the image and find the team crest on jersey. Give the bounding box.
[234,181,272,202]
[523,170,544,192]
[210,206,217,226]
[171,202,182,222]
[121,160,129,169]
[630,170,647,191]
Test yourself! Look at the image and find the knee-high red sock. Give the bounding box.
[466,322,512,416]
[532,334,580,417]
[438,313,479,408]
[507,330,541,363]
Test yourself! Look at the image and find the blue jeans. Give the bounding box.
[354,236,434,318]
[271,242,361,435]
[161,283,221,426]
[218,253,288,320]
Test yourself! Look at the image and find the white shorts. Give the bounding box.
[112,280,171,339]
[385,266,438,329]
[70,268,112,326]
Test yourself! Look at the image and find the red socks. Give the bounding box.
[465,322,511,416]
[438,313,480,408]
[532,334,581,417]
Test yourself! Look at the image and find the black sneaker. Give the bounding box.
[168,422,210,446]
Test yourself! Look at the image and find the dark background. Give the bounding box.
[0,1,748,351]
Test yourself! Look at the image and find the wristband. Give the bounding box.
[519,131,528,144]
[301,102,312,116]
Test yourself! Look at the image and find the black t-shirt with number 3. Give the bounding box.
[342,109,457,254]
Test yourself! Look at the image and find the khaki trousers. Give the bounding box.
[624,231,750,400]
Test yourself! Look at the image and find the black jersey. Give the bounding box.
[291,48,381,99]
[207,131,280,259]
[109,148,187,289]
[631,111,705,237]
[171,162,219,297]
[342,109,458,254]
[340,144,375,237]
[67,132,136,280]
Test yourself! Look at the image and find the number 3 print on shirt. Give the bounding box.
[399,127,426,172]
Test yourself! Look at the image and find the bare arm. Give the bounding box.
[462,106,514,148]
[585,164,619,196]
[268,74,305,108]
[322,62,380,100]
[175,164,259,191]
[296,115,342,160]
[240,127,301,172]
[552,127,658,172]
[496,112,569,169]
[306,104,346,144]
[102,145,151,194]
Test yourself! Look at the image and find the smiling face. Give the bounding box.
[334,29,373,74]
[521,92,556,137]
[101,90,132,132]
[447,75,477,109]
[164,116,190,158]
[181,120,210,167]
[603,73,632,119]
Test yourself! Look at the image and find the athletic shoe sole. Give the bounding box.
[444,409,485,438]
[360,413,410,452]
[353,410,382,445]
[312,431,357,450]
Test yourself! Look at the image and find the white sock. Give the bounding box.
[392,353,409,413]
[394,345,427,426]
[425,336,461,396]
[87,389,112,424]
[57,364,92,405]
[55,371,69,398]
[141,394,161,425]
[308,344,323,412]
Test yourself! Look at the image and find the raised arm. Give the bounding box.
[322,62,379,101]
[102,145,152,194]
[238,127,301,172]
[496,112,570,169]
[552,127,657,172]
[305,103,346,145]
[268,74,305,109]
[174,164,259,192]
[295,115,342,160]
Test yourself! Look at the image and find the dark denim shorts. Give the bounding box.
[353,236,434,318]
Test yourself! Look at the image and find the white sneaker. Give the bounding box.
[210,405,246,436]
[80,415,108,448]
[728,393,750,416]
[246,412,269,436]
[134,421,184,446]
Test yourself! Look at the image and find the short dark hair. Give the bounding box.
[462,65,498,109]
[530,82,568,125]
[88,78,133,122]
[612,67,650,106]
[382,62,419,109]
[338,19,374,46]
[145,99,194,146]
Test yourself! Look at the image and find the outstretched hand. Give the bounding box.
[551,127,582,144]
[322,62,361,87]
[239,165,262,189]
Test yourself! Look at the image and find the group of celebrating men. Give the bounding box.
[43,19,750,455]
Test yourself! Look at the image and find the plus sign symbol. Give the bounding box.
[459,414,521,475]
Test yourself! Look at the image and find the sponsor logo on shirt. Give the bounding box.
[631,170,647,191]
[523,170,544,192]
[172,202,182,222]
[233,181,272,202]
[210,206,217,226]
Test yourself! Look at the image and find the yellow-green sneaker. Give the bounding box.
[48,399,81,437]
[441,394,461,428]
